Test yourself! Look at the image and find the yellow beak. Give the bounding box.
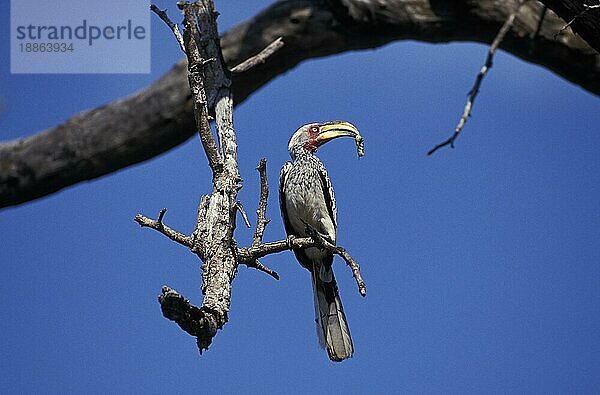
[316,121,360,143]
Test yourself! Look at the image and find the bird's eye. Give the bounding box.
[311,126,319,133]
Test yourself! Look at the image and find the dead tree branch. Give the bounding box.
[2,1,599,209]
[182,5,224,171]
[237,235,366,297]
[242,259,280,280]
[134,208,193,248]
[150,5,185,52]
[158,286,218,352]
[303,227,367,297]
[144,1,241,353]
[231,37,284,74]
[235,201,252,229]
[139,2,364,354]
[427,1,527,156]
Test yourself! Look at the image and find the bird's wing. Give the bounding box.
[316,160,337,240]
[279,161,295,237]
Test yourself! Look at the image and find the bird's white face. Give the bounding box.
[287,123,317,155]
[287,121,360,158]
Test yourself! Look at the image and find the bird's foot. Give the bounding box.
[286,235,296,249]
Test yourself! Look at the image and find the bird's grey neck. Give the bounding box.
[290,146,315,161]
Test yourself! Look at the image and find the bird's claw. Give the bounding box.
[286,235,295,249]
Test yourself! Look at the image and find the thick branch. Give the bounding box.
[180,3,223,171]
[160,1,240,352]
[2,0,599,208]
[158,286,220,352]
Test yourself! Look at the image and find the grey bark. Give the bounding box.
[138,1,268,351]
[1,0,599,208]
[181,1,240,347]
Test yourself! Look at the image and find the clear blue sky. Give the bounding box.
[1,1,599,393]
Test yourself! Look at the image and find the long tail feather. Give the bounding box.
[312,269,353,361]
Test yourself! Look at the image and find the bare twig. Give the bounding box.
[554,3,600,39]
[253,158,270,247]
[243,259,280,280]
[304,228,367,297]
[231,37,285,73]
[427,1,526,155]
[135,209,192,248]
[157,207,167,223]
[150,5,185,52]
[332,246,367,297]
[235,201,252,228]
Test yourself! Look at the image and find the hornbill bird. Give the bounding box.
[279,121,360,362]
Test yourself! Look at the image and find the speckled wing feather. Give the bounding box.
[315,159,337,244]
[278,161,294,237]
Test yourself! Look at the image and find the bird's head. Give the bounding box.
[287,121,360,158]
